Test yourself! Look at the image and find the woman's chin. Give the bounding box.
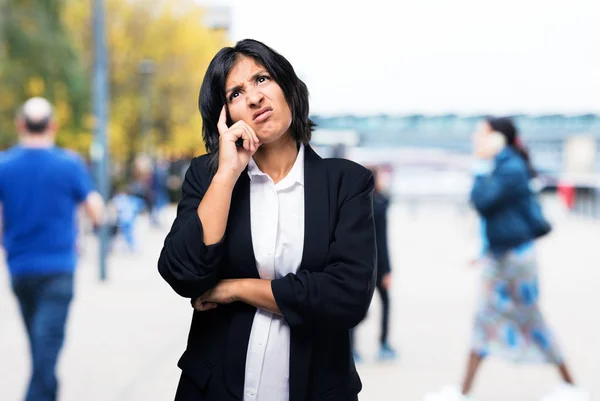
[256,132,284,146]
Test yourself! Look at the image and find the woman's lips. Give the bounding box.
[253,109,272,123]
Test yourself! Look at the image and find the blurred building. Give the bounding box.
[311,114,600,176]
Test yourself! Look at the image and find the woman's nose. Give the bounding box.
[246,88,264,107]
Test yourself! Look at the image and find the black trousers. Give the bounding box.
[351,279,390,347]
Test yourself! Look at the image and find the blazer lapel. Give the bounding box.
[224,171,260,399]
[300,144,330,272]
[290,144,330,401]
[226,171,260,279]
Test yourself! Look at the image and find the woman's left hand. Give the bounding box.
[192,279,241,311]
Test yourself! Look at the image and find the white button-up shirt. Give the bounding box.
[243,144,305,401]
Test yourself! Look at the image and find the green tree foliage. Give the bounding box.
[0,0,89,150]
[1,0,229,161]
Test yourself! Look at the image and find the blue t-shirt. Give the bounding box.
[0,146,94,277]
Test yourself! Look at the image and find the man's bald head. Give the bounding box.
[18,97,55,134]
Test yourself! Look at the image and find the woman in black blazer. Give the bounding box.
[158,39,377,401]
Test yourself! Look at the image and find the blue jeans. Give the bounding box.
[119,222,136,250]
[11,273,74,401]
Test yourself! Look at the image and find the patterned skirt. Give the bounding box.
[471,244,563,364]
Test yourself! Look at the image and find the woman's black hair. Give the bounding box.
[198,39,316,174]
[486,116,536,177]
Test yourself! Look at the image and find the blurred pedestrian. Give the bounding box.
[108,184,144,252]
[424,117,587,401]
[149,156,170,226]
[351,165,398,362]
[0,97,104,401]
[130,153,153,217]
[158,39,376,401]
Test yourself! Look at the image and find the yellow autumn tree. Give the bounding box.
[0,0,90,150]
[62,0,229,163]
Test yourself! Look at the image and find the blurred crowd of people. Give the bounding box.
[96,151,193,252]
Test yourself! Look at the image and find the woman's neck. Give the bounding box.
[253,135,299,184]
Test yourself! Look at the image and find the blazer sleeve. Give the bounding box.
[157,158,225,298]
[271,168,377,330]
[470,160,529,217]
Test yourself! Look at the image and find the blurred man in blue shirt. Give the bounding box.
[0,97,104,401]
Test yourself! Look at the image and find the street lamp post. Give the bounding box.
[139,59,155,156]
[92,0,110,281]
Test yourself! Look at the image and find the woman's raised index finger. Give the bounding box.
[218,105,228,133]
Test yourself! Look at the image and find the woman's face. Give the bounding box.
[474,121,493,138]
[472,120,506,158]
[225,56,292,145]
[472,121,493,147]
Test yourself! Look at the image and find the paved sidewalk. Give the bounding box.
[1,202,598,401]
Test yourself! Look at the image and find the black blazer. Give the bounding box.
[158,145,377,401]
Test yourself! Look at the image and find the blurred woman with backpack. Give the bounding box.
[424,117,587,401]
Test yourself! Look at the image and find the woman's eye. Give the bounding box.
[257,75,270,84]
[229,91,240,101]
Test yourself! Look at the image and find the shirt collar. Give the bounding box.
[247,144,305,188]
[285,144,305,187]
[247,155,262,178]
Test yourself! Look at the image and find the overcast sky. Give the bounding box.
[203,0,600,115]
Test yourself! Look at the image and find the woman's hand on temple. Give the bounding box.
[216,106,261,181]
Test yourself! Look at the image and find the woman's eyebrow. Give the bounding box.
[225,84,243,97]
[253,70,268,78]
[226,71,269,96]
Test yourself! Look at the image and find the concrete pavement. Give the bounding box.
[1,200,598,401]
